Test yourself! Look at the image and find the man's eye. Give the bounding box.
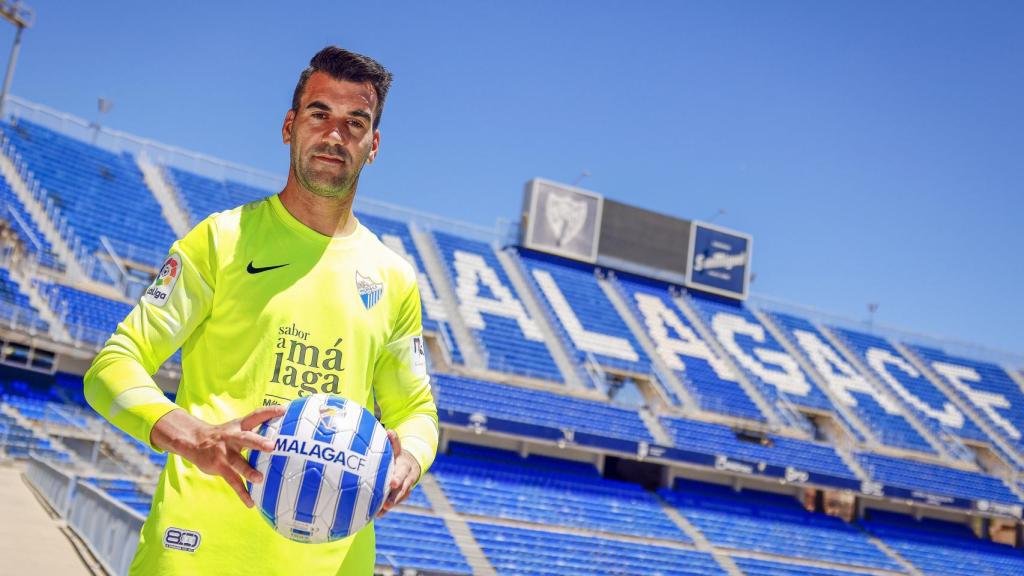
[311,112,327,119]
[348,120,365,129]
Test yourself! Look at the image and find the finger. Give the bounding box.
[393,475,415,507]
[233,430,276,453]
[228,451,263,484]
[386,430,402,458]
[220,466,255,507]
[241,405,286,430]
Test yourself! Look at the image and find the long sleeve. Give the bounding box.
[373,278,439,482]
[83,217,218,449]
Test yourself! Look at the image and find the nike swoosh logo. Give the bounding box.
[247,261,289,274]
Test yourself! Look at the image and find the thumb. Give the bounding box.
[386,429,402,459]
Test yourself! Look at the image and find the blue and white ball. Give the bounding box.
[246,394,394,543]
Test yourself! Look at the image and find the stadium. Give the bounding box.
[1,4,1023,576]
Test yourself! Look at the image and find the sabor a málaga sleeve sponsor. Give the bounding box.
[373,276,439,482]
[84,216,218,450]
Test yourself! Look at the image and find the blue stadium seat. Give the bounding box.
[615,274,764,418]
[660,416,856,481]
[435,373,655,444]
[1,120,176,270]
[0,267,48,332]
[768,311,935,454]
[164,166,268,225]
[356,214,450,342]
[433,233,561,381]
[0,173,61,269]
[661,480,902,572]
[470,521,726,576]
[376,512,472,575]
[519,250,650,378]
[857,452,1021,505]
[731,556,880,576]
[432,445,686,541]
[833,327,995,450]
[36,280,131,345]
[862,511,1024,576]
[908,344,1024,455]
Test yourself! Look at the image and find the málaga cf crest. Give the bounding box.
[544,192,587,247]
[355,271,383,310]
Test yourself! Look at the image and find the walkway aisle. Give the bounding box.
[0,463,90,575]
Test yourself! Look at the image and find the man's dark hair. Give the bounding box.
[291,46,393,129]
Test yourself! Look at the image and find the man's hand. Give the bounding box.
[150,405,286,507]
[377,430,421,518]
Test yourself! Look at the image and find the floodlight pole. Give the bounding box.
[0,23,24,117]
[0,1,33,119]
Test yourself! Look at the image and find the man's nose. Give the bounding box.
[324,125,346,144]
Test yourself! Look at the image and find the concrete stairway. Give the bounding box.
[598,274,698,410]
[671,294,783,430]
[0,135,87,279]
[137,154,190,237]
[418,473,496,576]
[814,322,955,460]
[494,247,587,390]
[410,226,485,370]
[658,496,743,576]
[751,307,879,445]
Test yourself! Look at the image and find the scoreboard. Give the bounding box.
[520,178,752,300]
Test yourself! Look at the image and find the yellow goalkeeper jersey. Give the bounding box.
[84,193,439,575]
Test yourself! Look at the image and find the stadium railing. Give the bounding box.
[27,457,143,576]
[25,456,76,517]
[67,479,144,576]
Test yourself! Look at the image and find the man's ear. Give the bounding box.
[282,109,296,144]
[366,129,380,164]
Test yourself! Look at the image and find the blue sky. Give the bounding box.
[1,1,1021,357]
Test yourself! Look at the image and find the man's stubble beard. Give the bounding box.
[292,144,365,200]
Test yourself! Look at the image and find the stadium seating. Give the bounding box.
[731,556,888,576]
[164,166,267,226]
[0,172,60,269]
[856,452,1021,505]
[358,213,447,335]
[519,250,650,377]
[660,416,857,482]
[862,511,1024,576]
[0,411,70,461]
[435,372,655,444]
[1,120,176,269]
[661,480,902,572]
[85,477,153,515]
[767,311,936,454]
[469,521,726,576]
[833,327,992,446]
[0,268,47,332]
[433,232,561,381]
[615,274,765,419]
[685,295,826,416]
[36,280,132,345]
[375,512,472,575]
[432,443,687,541]
[908,344,1024,454]
[3,106,1024,576]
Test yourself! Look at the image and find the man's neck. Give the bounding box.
[278,177,358,238]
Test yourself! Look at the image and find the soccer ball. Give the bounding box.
[246,394,395,543]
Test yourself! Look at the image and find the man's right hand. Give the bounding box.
[150,405,286,507]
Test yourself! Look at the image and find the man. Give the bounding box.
[85,46,438,575]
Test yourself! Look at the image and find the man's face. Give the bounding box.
[282,72,380,199]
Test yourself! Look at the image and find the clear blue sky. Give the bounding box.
[1,1,1021,357]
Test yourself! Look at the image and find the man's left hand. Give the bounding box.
[377,430,421,518]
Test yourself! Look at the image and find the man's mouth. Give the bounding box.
[312,154,345,165]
